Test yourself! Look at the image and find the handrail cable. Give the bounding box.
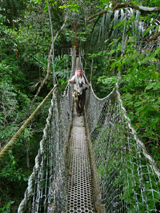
[16,53,160,212]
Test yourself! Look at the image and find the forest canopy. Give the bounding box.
[0,0,160,212]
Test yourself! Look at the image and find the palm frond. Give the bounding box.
[32,54,48,71]
[30,54,71,89]
[29,79,41,91]
[91,7,160,53]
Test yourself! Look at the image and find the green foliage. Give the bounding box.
[89,16,160,161]
[1,0,160,211]
[94,124,160,212]
[0,201,15,213]
[0,1,55,211]
[97,75,117,88]
[87,9,160,212]
[59,4,80,12]
[108,38,160,159]
[30,54,71,90]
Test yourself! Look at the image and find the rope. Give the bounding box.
[115,84,160,178]
[16,53,160,212]
[90,58,93,84]
[18,92,56,212]
[85,80,160,212]
[0,85,58,161]
[18,83,72,213]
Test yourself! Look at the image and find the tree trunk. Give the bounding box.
[11,2,18,59]
[72,22,79,56]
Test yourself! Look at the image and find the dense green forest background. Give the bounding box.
[0,0,160,212]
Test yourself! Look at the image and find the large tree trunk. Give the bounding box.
[72,22,79,56]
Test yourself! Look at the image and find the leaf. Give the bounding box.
[126,36,137,43]
[123,93,132,101]
[59,4,79,12]
[154,46,160,55]
[139,105,152,117]
[153,82,160,90]
[143,25,156,37]
[156,97,160,104]
[145,82,156,90]
[151,64,158,81]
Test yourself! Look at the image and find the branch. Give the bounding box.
[147,31,160,42]
[47,0,56,85]
[86,9,108,21]
[113,2,160,12]
[0,85,58,161]
[28,11,68,114]
[86,3,160,21]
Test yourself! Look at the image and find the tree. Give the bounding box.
[0,0,160,211]
[86,1,160,163]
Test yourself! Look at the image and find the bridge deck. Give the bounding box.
[67,109,95,213]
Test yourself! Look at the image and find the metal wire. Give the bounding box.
[67,108,95,213]
[17,51,77,213]
[18,87,72,213]
[18,52,160,213]
[85,84,160,213]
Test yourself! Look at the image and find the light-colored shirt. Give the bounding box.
[69,74,86,94]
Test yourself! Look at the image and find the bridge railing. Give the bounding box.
[17,49,76,213]
[85,84,160,213]
[17,86,73,213]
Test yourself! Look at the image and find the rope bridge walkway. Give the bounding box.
[67,107,95,212]
[1,54,160,212]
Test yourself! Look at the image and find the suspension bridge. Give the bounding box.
[0,51,160,213]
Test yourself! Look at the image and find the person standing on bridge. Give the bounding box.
[69,68,91,117]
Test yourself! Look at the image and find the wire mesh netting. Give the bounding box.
[18,51,160,213]
[18,49,76,213]
[67,111,95,213]
[85,85,160,213]
[18,87,72,213]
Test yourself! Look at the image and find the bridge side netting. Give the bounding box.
[18,88,72,213]
[85,86,160,213]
